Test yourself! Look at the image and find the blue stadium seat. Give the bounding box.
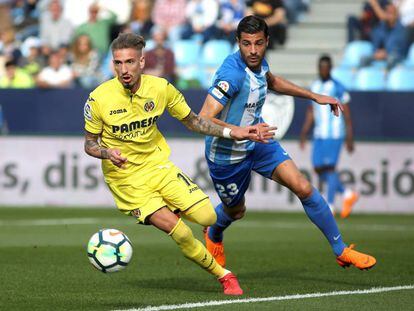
[172,40,202,84]
[386,67,414,91]
[331,67,354,90]
[201,40,232,67]
[404,43,414,68]
[172,40,202,67]
[353,67,386,90]
[341,41,374,68]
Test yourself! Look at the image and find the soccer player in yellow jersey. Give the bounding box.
[83,33,274,295]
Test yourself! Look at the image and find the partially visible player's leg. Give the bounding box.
[204,158,252,267]
[149,207,243,295]
[181,199,217,227]
[205,199,245,267]
[271,159,375,269]
[271,159,346,256]
[313,139,346,213]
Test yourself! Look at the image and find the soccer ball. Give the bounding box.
[87,228,133,273]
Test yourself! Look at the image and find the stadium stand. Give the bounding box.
[353,66,386,90]
[386,66,414,91]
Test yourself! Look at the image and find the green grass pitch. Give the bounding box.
[0,207,413,310]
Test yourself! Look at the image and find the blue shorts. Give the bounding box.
[207,140,291,208]
[312,138,344,168]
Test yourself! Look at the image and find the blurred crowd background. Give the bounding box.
[0,0,413,91]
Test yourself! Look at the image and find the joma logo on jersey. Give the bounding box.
[112,115,159,133]
[110,108,127,115]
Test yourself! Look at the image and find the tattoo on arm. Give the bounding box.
[181,111,225,137]
[84,132,108,159]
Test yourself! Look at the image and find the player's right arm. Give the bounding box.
[83,132,127,168]
[83,94,127,168]
[199,94,276,142]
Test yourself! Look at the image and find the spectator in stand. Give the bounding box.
[70,34,102,89]
[0,28,22,61]
[11,0,39,41]
[0,59,34,88]
[246,0,287,48]
[369,0,407,67]
[74,3,117,57]
[144,27,176,83]
[284,0,309,24]
[130,0,154,38]
[216,0,246,45]
[182,0,219,43]
[40,0,73,50]
[394,0,414,47]
[152,0,187,42]
[0,0,13,34]
[19,37,46,77]
[36,50,73,88]
[347,0,389,42]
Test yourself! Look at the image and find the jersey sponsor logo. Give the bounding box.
[84,102,92,121]
[109,108,127,115]
[144,100,155,112]
[111,115,159,134]
[245,102,258,109]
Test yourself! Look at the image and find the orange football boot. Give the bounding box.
[218,272,243,295]
[336,244,376,270]
[204,227,226,267]
[341,191,359,218]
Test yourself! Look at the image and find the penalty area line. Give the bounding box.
[115,285,414,311]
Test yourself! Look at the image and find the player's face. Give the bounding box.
[237,31,268,71]
[318,61,331,80]
[113,48,145,93]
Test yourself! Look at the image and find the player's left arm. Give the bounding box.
[266,71,344,116]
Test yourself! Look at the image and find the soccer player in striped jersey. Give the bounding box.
[300,54,359,218]
[200,15,376,272]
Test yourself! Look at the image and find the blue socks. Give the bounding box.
[208,203,234,243]
[209,189,346,256]
[301,188,346,256]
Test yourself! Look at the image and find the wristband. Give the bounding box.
[223,127,232,139]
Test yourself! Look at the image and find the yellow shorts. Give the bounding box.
[107,160,209,224]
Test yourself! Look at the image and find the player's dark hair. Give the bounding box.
[319,54,332,67]
[237,15,269,39]
[111,33,146,53]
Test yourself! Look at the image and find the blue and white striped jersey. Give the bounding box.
[310,78,351,139]
[205,51,269,164]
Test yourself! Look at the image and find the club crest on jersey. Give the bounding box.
[144,100,155,112]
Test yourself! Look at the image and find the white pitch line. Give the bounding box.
[115,285,414,311]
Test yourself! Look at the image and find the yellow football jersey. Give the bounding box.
[84,75,191,183]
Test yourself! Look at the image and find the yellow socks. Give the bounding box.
[169,218,227,279]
